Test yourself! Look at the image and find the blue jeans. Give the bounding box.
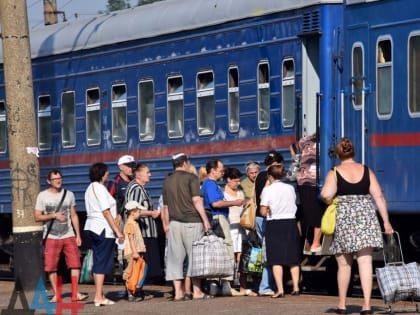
[255,217,277,294]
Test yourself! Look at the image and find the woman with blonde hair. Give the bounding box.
[321,137,393,315]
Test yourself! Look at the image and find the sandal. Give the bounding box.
[244,289,258,297]
[94,298,115,306]
[75,293,88,301]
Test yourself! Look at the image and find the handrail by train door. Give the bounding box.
[316,92,321,188]
[361,89,365,165]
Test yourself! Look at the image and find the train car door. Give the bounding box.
[345,22,370,165]
[301,37,319,137]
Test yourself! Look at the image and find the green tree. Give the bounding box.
[107,0,130,12]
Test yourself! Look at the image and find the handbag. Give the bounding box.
[211,218,225,239]
[321,167,337,236]
[126,256,148,294]
[240,199,256,230]
[238,240,263,276]
[191,233,233,278]
[321,197,337,235]
[376,262,420,304]
[79,249,94,284]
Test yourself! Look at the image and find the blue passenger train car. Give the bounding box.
[0,0,419,275]
[340,0,420,251]
[0,0,343,214]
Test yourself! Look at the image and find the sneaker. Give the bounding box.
[128,294,144,302]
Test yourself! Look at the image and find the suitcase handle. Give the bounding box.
[382,231,404,265]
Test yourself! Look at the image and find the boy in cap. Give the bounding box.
[123,200,147,302]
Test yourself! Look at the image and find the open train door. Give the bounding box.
[301,37,320,137]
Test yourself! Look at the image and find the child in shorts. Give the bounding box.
[123,201,147,302]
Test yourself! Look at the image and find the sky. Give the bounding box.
[27,0,137,30]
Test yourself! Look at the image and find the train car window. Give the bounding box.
[352,44,364,108]
[197,71,215,135]
[167,76,184,138]
[409,34,420,115]
[0,101,6,153]
[282,59,295,128]
[376,39,393,117]
[61,91,76,148]
[86,88,101,146]
[258,62,270,130]
[228,67,239,133]
[111,84,127,143]
[139,80,155,141]
[38,95,51,150]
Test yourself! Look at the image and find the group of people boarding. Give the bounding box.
[35,137,394,315]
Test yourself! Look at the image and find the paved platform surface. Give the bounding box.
[1,280,419,315]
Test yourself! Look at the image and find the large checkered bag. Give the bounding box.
[190,233,233,278]
[376,262,420,304]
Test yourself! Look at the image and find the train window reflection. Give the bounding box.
[0,101,6,153]
[111,84,127,143]
[258,62,270,130]
[86,88,101,146]
[197,71,215,135]
[282,59,295,128]
[61,91,76,148]
[377,39,392,117]
[228,67,239,133]
[352,44,364,108]
[167,76,184,138]
[409,34,420,115]
[139,80,155,141]
[38,95,51,150]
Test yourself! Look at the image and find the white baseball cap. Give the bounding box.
[118,155,135,166]
[125,200,147,211]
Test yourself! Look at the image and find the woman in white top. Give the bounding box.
[84,162,124,306]
[260,164,301,298]
[223,167,257,296]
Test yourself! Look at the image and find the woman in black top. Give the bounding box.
[321,137,393,315]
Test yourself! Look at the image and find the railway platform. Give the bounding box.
[0,280,415,315]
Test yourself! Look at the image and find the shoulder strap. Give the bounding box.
[43,189,67,242]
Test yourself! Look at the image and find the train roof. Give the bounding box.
[346,0,381,4]
[0,0,342,62]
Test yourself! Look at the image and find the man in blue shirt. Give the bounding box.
[201,159,244,296]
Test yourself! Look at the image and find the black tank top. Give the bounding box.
[336,165,370,195]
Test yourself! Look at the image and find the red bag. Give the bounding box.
[126,256,148,294]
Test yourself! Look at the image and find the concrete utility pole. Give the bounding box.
[0,1,43,291]
[43,0,58,25]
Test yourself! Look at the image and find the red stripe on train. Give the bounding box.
[370,133,420,147]
[0,135,295,168]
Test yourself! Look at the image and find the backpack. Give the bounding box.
[126,256,148,294]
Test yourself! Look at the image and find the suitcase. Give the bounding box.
[375,232,420,314]
[190,233,233,278]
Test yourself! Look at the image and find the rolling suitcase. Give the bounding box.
[375,232,420,314]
